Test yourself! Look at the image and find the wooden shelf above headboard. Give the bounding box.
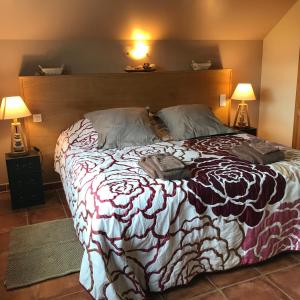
[19,69,232,183]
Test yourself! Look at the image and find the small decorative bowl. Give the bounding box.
[191,60,212,71]
[124,63,156,72]
[38,64,64,76]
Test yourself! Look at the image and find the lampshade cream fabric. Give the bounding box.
[0,96,31,120]
[231,83,256,101]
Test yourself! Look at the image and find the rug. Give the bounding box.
[5,218,83,289]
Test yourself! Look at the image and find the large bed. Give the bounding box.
[54,118,300,300]
[19,71,300,299]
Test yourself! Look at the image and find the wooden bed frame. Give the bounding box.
[19,69,232,182]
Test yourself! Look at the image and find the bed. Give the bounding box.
[54,118,300,300]
[19,71,300,299]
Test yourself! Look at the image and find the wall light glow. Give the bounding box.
[128,29,150,60]
[130,42,149,60]
[132,29,151,41]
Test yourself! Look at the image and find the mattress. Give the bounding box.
[54,118,300,300]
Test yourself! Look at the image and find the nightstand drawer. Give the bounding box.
[10,191,44,209]
[5,150,44,209]
[6,156,40,175]
[9,174,44,209]
[9,173,43,191]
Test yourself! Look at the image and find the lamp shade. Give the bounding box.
[0,96,31,120]
[231,83,256,101]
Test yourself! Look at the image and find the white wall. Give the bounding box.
[259,0,300,146]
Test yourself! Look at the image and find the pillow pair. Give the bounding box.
[85,104,233,150]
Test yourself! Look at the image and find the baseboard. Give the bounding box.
[0,181,62,192]
[0,183,9,192]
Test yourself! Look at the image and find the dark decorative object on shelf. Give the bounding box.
[5,150,44,209]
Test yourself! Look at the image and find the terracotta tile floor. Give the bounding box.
[1,189,300,300]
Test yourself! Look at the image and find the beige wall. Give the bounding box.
[0,0,295,40]
[259,1,300,145]
[0,39,262,184]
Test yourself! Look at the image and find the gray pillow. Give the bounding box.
[84,107,158,149]
[156,104,234,140]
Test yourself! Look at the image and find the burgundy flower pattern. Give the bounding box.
[184,135,244,155]
[242,199,300,264]
[54,121,300,300]
[187,156,286,227]
[157,215,244,290]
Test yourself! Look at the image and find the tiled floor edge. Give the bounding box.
[56,189,68,218]
[205,275,229,299]
[263,275,294,300]
[254,261,300,276]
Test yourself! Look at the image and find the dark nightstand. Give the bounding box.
[5,150,44,209]
[232,126,257,136]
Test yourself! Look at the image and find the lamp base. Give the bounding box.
[10,120,29,157]
[233,102,251,128]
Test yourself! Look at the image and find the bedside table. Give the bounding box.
[5,150,44,209]
[232,126,257,136]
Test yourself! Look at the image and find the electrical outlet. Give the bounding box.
[33,114,42,123]
[220,94,227,107]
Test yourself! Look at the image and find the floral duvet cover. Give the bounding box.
[54,119,300,300]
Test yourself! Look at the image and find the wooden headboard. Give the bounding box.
[19,69,232,183]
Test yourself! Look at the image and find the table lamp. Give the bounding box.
[231,83,256,128]
[0,96,32,157]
